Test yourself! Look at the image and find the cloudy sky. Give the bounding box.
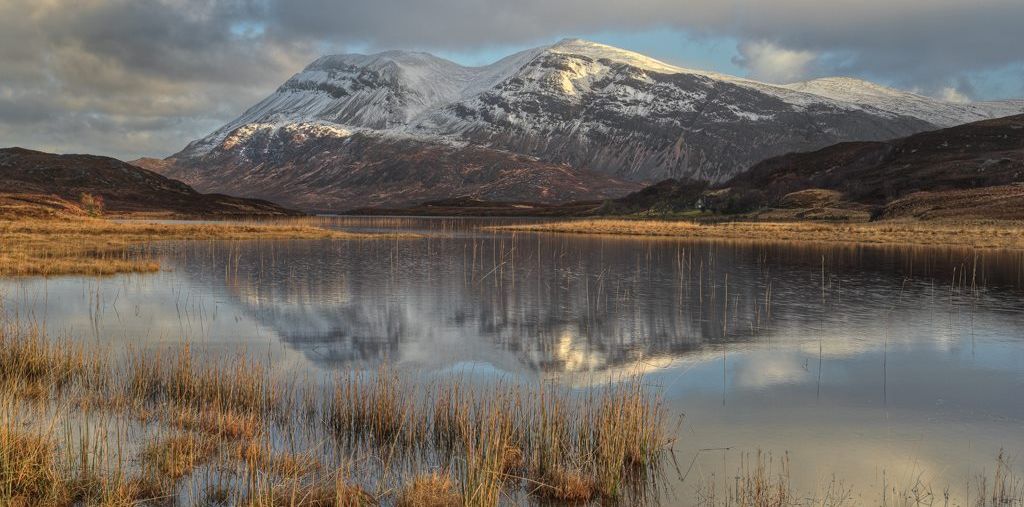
[2,0,1023,160]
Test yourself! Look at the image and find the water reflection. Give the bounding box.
[2,217,1023,504]
[167,229,1024,375]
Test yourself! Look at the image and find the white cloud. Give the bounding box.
[733,41,818,83]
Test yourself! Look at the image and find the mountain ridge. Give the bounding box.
[156,39,1024,211]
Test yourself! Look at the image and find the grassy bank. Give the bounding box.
[493,219,1024,250]
[0,319,668,506]
[0,218,408,277]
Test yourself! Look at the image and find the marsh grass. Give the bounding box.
[0,324,88,397]
[142,433,220,481]
[395,470,460,507]
[0,217,411,276]
[494,219,1024,250]
[0,318,669,506]
[0,421,64,503]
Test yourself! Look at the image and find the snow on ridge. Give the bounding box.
[780,76,1024,127]
[179,38,1024,159]
[221,121,353,150]
[547,38,686,75]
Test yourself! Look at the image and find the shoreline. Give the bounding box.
[0,217,414,277]
[490,218,1024,250]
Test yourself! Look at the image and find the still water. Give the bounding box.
[3,217,1023,504]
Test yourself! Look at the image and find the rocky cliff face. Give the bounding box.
[156,39,1024,211]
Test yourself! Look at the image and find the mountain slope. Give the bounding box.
[177,47,545,160]
[717,114,1024,219]
[781,77,1024,128]
[156,39,1024,211]
[0,147,299,217]
[158,123,640,211]
[411,39,934,182]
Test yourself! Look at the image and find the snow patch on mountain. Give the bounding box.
[547,38,686,75]
[781,77,1022,127]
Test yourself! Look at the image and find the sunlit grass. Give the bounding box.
[0,317,669,506]
[494,219,1024,249]
[0,217,412,277]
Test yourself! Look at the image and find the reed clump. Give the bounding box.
[328,368,423,445]
[0,319,669,506]
[532,466,595,502]
[0,324,89,397]
[0,425,64,504]
[695,452,794,507]
[233,439,321,479]
[243,471,376,507]
[975,449,1023,507]
[141,433,219,481]
[395,471,460,507]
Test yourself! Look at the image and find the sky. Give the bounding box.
[2,0,1023,161]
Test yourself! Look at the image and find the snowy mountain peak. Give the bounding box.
[179,38,1024,174]
[546,38,686,75]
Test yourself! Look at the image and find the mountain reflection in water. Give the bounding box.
[2,217,1022,505]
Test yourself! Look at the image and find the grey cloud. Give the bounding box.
[265,0,1024,88]
[0,0,314,159]
[2,0,1023,160]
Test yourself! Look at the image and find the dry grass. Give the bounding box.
[0,424,64,504]
[328,368,421,445]
[0,318,669,506]
[242,471,377,507]
[0,324,89,397]
[141,433,219,480]
[532,466,596,502]
[1,314,1021,506]
[395,471,460,507]
[232,439,321,478]
[974,450,1023,507]
[494,219,1024,250]
[0,217,408,276]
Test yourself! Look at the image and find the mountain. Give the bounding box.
[146,123,640,212]
[780,77,1024,128]
[0,147,299,217]
[713,114,1024,219]
[152,39,1024,211]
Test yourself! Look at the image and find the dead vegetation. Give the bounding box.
[0,316,669,506]
[0,217,409,276]
[494,219,1024,249]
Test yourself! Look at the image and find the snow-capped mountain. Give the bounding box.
[160,38,1024,210]
[177,47,546,159]
[781,77,1024,128]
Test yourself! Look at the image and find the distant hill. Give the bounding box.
[715,114,1024,219]
[0,147,299,218]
